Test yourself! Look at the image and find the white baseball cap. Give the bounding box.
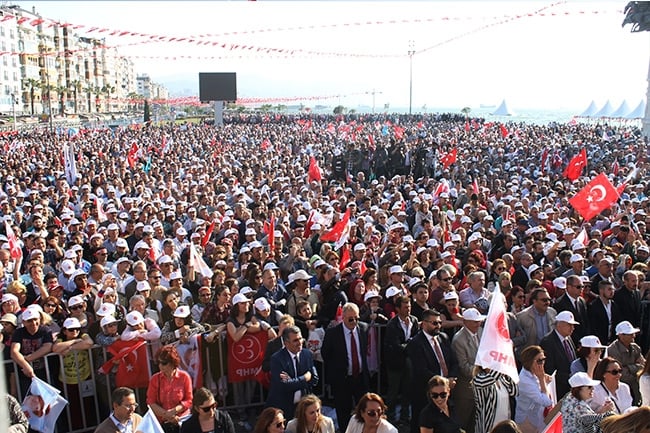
[173,305,190,318]
[389,265,404,275]
[569,372,600,388]
[553,277,567,289]
[443,291,459,301]
[96,303,116,317]
[462,308,486,321]
[579,335,606,349]
[126,311,144,326]
[239,286,254,296]
[232,293,251,305]
[364,291,382,302]
[385,286,402,298]
[100,315,120,327]
[21,308,40,321]
[67,295,85,308]
[253,297,271,311]
[556,311,580,325]
[136,281,151,292]
[615,321,640,335]
[63,317,81,329]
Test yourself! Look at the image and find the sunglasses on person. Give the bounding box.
[66,328,81,332]
[158,360,170,366]
[70,305,84,310]
[429,392,448,400]
[273,420,286,428]
[606,369,623,375]
[347,317,359,323]
[199,403,217,412]
[366,409,383,417]
[536,357,547,365]
[45,303,57,308]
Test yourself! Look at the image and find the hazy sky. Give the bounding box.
[15,1,650,110]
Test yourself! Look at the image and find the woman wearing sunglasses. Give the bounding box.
[514,346,552,433]
[345,392,396,433]
[418,376,463,433]
[180,387,235,433]
[561,372,615,433]
[589,357,634,414]
[253,407,287,433]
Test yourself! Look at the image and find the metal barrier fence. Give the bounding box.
[2,324,388,432]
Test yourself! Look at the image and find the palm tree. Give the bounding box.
[127,92,141,113]
[461,106,471,119]
[55,85,67,115]
[68,80,81,114]
[84,84,94,113]
[101,84,115,113]
[23,78,40,116]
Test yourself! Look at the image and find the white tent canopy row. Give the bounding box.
[577,99,645,119]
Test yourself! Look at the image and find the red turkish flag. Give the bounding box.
[612,160,619,176]
[339,244,350,269]
[472,178,479,196]
[5,221,22,260]
[540,413,562,433]
[320,208,351,248]
[563,148,587,181]
[202,220,216,247]
[227,332,268,383]
[569,173,619,221]
[127,141,139,169]
[98,339,149,388]
[308,156,322,183]
[500,124,509,138]
[440,148,457,170]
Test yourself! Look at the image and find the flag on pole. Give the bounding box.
[202,220,216,247]
[440,148,457,170]
[472,177,479,196]
[135,408,165,433]
[189,243,213,278]
[96,198,107,223]
[127,141,139,169]
[474,291,519,383]
[575,228,589,246]
[568,173,619,221]
[63,142,78,186]
[563,148,587,181]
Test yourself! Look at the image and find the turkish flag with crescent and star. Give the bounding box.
[569,173,620,221]
[563,148,587,181]
[98,339,149,388]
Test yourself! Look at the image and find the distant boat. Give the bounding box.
[480,104,496,109]
[491,100,514,116]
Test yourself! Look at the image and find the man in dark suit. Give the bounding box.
[93,387,142,433]
[406,309,458,433]
[384,295,419,425]
[588,280,622,344]
[321,302,369,432]
[553,275,591,345]
[265,325,318,419]
[540,310,579,399]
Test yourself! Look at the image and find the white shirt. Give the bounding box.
[345,327,362,376]
[589,381,633,414]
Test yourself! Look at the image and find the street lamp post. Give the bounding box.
[366,89,383,114]
[46,69,53,133]
[408,40,415,115]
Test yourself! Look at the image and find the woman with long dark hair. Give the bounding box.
[180,387,235,433]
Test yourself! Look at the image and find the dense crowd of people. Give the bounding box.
[1,112,650,433]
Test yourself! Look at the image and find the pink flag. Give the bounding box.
[5,220,22,260]
[474,292,519,383]
[575,228,589,246]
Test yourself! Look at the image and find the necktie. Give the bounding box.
[293,355,299,377]
[350,330,360,377]
[293,355,302,403]
[432,336,449,377]
[563,338,575,362]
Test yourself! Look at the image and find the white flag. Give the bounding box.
[63,142,78,186]
[22,377,68,433]
[189,243,213,278]
[135,408,165,433]
[474,291,519,383]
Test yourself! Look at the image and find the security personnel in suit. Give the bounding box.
[540,311,579,399]
[321,302,369,432]
[407,309,458,433]
[553,275,591,345]
[384,295,419,425]
[265,325,318,419]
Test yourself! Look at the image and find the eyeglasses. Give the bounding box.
[199,403,217,412]
[70,305,84,310]
[158,360,170,366]
[121,403,138,410]
[45,303,57,308]
[366,410,383,417]
[495,267,505,271]
[347,317,359,323]
[273,421,286,428]
[150,276,161,279]
[429,392,448,400]
[67,328,81,332]
[424,320,442,325]
[606,369,623,375]
[200,294,212,297]
[536,357,546,364]
[571,284,585,289]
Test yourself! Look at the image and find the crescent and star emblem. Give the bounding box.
[587,185,607,203]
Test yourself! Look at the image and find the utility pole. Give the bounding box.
[408,40,415,115]
[10,93,16,131]
[366,89,383,114]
